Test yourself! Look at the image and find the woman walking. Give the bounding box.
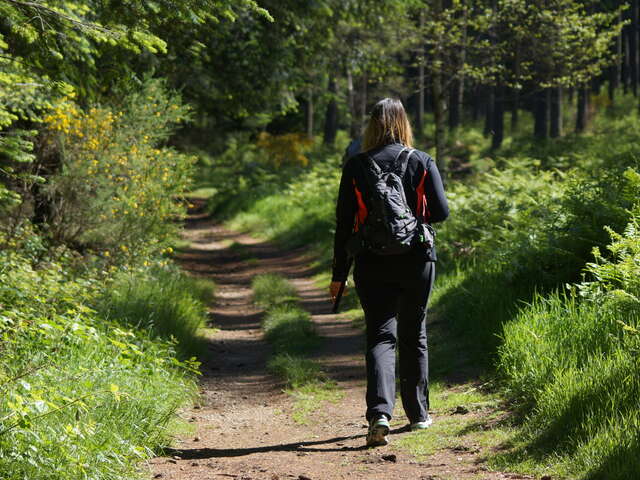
[329,98,449,447]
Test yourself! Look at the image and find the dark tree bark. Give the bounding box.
[449,2,466,134]
[610,17,623,102]
[306,86,314,138]
[417,11,425,138]
[360,73,368,129]
[433,71,446,172]
[511,87,520,131]
[631,0,639,97]
[576,85,589,133]
[323,76,338,146]
[534,88,550,140]
[484,86,495,137]
[347,69,358,138]
[449,79,462,131]
[511,48,521,131]
[432,0,446,173]
[471,83,482,122]
[550,87,563,138]
[623,27,630,94]
[32,137,62,229]
[491,85,504,150]
[608,66,617,102]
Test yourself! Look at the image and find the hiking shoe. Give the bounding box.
[410,414,433,431]
[366,415,390,447]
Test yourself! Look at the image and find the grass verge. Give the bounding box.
[0,259,209,480]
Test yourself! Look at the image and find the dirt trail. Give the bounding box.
[146,207,524,480]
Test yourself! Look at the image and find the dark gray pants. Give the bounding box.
[354,252,434,423]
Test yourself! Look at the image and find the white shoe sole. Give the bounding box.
[366,425,390,447]
[410,417,433,431]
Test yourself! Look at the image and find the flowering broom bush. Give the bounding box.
[41,79,195,262]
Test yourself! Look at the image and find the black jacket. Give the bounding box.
[332,143,449,282]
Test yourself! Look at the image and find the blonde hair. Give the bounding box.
[362,98,414,151]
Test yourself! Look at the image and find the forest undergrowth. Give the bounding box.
[202,105,640,480]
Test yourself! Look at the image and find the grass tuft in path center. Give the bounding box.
[252,273,341,423]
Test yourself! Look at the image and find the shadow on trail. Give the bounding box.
[162,423,419,460]
[162,434,369,459]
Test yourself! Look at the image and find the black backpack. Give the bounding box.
[357,147,420,255]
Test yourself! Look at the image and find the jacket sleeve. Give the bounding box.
[425,159,449,223]
[332,159,357,282]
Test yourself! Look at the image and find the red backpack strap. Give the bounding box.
[416,156,432,222]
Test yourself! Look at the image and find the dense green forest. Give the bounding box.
[1,0,640,479]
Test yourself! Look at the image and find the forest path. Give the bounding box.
[146,204,526,480]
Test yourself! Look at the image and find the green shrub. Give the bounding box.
[38,79,195,261]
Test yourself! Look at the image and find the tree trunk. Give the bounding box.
[631,0,639,97]
[347,69,358,138]
[511,47,521,131]
[417,10,425,138]
[624,27,630,94]
[323,76,338,146]
[534,88,549,140]
[550,87,562,138]
[491,85,504,150]
[576,85,588,133]
[608,66,616,102]
[449,79,461,132]
[432,0,446,173]
[610,18,623,102]
[449,3,466,135]
[511,88,520,131]
[306,86,314,138]
[360,73,368,130]
[471,83,481,122]
[433,73,446,173]
[484,86,495,137]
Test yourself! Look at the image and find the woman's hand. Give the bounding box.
[329,280,348,303]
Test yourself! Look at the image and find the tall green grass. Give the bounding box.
[492,195,640,479]
[98,267,214,357]
[0,257,207,480]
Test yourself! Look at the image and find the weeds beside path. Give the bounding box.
[147,202,532,480]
